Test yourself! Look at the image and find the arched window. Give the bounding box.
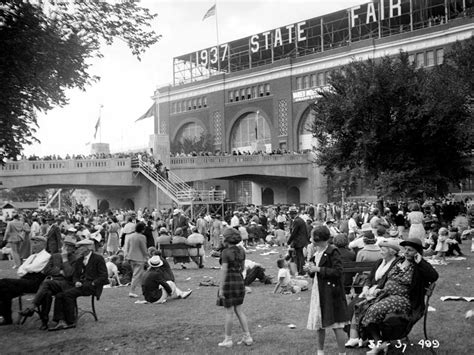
[230,112,271,153]
[298,107,317,152]
[175,122,205,143]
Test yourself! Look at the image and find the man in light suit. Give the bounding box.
[123,222,148,298]
[49,239,107,331]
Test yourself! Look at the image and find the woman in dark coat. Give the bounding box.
[304,226,349,355]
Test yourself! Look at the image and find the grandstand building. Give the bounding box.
[154,0,474,205]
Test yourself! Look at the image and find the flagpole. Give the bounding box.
[99,104,103,143]
[214,1,220,73]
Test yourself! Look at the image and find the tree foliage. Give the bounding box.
[0,0,160,162]
[311,47,473,199]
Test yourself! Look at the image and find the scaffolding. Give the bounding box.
[173,0,474,85]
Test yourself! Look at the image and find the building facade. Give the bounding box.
[155,0,474,205]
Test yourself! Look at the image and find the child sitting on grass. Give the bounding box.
[273,258,308,294]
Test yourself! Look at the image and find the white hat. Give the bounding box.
[67,227,77,233]
[94,225,103,231]
[173,209,180,215]
[148,255,163,268]
[76,239,94,246]
[360,223,372,233]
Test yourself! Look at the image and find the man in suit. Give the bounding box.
[49,239,107,331]
[287,206,310,275]
[45,217,62,254]
[19,235,78,330]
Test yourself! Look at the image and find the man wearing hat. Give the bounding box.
[142,256,192,303]
[170,209,189,237]
[45,217,62,254]
[19,235,78,330]
[287,206,310,275]
[49,239,107,330]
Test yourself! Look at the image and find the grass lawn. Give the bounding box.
[0,242,472,354]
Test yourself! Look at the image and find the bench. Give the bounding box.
[159,243,204,268]
[342,261,377,294]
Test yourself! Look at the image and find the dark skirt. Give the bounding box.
[217,269,245,308]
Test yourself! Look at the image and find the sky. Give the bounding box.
[23,0,368,157]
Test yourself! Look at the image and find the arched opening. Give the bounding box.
[172,122,206,154]
[287,186,300,205]
[123,198,135,211]
[262,188,274,205]
[230,111,271,153]
[298,106,318,152]
[98,199,110,213]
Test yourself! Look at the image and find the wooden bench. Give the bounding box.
[342,261,377,294]
[159,243,204,268]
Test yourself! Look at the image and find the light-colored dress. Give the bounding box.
[107,222,120,254]
[407,211,425,240]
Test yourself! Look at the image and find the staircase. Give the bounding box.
[131,157,194,204]
[132,157,229,220]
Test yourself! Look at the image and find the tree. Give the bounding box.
[310,50,473,199]
[0,0,160,162]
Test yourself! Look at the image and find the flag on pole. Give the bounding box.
[202,4,215,21]
[135,103,155,122]
[93,116,101,139]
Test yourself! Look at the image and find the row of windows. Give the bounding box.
[295,72,331,91]
[171,96,208,114]
[409,48,444,68]
[228,83,271,103]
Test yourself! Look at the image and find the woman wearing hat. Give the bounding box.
[356,233,382,263]
[345,240,400,348]
[304,226,349,355]
[217,228,253,348]
[354,238,438,354]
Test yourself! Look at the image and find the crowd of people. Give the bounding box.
[0,199,472,352]
[170,149,310,158]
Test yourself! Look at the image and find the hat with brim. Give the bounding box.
[63,235,77,246]
[288,206,298,214]
[173,209,180,215]
[148,255,163,268]
[400,237,423,255]
[379,240,400,252]
[389,230,399,237]
[76,239,94,247]
[360,223,372,233]
[67,227,77,233]
[223,228,242,244]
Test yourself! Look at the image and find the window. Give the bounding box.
[436,48,444,65]
[416,52,425,68]
[296,77,303,90]
[311,74,317,87]
[265,83,270,95]
[426,51,434,66]
[240,89,245,101]
[203,97,207,107]
[192,99,197,110]
[235,90,240,101]
[247,87,252,99]
[408,54,415,64]
[303,76,310,89]
[197,97,202,108]
[317,72,325,86]
[325,71,331,84]
[259,85,264,97]
[252,86,258,98]
[229,91,234,102]
[187,100,192,110]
